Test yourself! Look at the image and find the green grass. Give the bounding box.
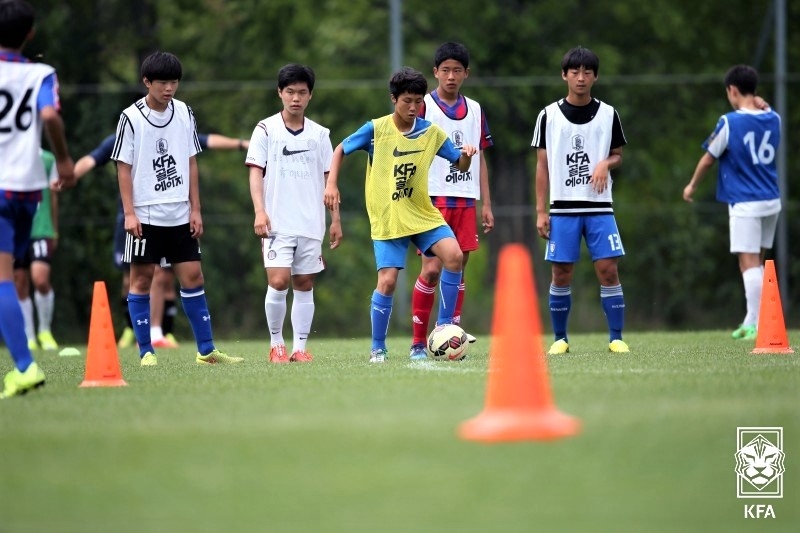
[1,331,798,532]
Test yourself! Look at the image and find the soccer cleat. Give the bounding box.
[196,349,244,365]
[27,338,38,351]
[609,339,630,353]
[289,350,313,362]
[1,362,45,399]
[268,344,289,364]
[369,348,387,363]
[140,352,158,366]
[409,343,427,361]
[165,333,180,347]
[732,324,757,340]
[118,327,135,348]
[152,336,179,349]
[37,330,58,350]
[465,333,477,344]
[548,339,569,354]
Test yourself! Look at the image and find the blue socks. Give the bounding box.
[127,292,152,357]
[370,290,393,350]
[601,284,625,341]
[549,284,571,342]
[0,280,33,371]
[436,268,461,325]
[181,286,215,355]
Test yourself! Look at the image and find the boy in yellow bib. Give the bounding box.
[324,67,477,363]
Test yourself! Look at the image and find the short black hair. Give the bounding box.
[277,63,315,92]
[434,42,470,69]
[141,51,183,82]
[561,46,600,75]
[0,0,35,49]
[724,64,759,96]
[389,67,427,99]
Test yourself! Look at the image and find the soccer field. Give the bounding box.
[1,331,798,532]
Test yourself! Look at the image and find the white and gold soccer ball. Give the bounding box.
[427,323,469,361]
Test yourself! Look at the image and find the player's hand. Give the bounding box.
[56,158,76,189]
[481,206,494,234]
[254,211,271,238]
[536,213,550,240]
[189,210,203,238]
[754,96,771,110]
[329,221,342,249]
[682,183,696,202]
[125,213,142,239]
[590,162,609,193]
[324,184,340,210]
[460,144,478,158]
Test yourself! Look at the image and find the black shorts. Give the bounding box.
[14,237,55,269]
[123,223,201,265]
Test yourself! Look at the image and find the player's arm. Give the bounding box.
[117,161,141,238]
[590,147,623,194]
[187,155,203,238]
[40,105,75,189]
[683,152,716,203]
[324,143,345,209]
[479,151,494,233]
[535,148,550,239]
[74,155,97,180]
[248,164,270,237]
[326,171,342,250]
[206,133,249,151]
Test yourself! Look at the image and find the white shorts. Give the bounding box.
[729,214,779,254]
[262,234,324,275]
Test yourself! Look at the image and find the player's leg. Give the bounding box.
[169,224,241,364]
[370,238,407,362]
[161,266,179,345]
[0,198,45,398]
[447,205,480,326]
[287,236,324,362]
[588,215,627,352]
[730,215,767,340]
[418,226,463,327]
[149,265,166,343]
[113,211,135,347]
[262,234,295,363]
[13,251,36,350]
[126,226,158,362]
[544,215,581,353]
[31,249,58,350]
[411,254,441,353]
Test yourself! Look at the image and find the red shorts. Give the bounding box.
[440,206,479,252]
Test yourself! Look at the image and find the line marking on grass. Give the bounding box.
[406,361,481,373]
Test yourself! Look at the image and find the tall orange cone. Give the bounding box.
[80,281,128,387]
[459,243,580,442]
[752,260,793,354]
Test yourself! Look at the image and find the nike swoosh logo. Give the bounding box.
[283,146,311,156]
[393,147,424,157]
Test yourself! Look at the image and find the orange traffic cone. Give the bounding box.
[80,281,128,387]
[459,243,580,442]
[752,260,793,354]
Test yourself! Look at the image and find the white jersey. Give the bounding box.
[424,93,482,199]
[542,99,615,215]
[111,98,200,226]
[0,61,55,191]
[245,113,333,240]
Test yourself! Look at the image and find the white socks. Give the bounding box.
[742,266,763,327]
[291,289,314,354]
[19,297,35,341]
[265,287,288,346]
[34,289,54,333]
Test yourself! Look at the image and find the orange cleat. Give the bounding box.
[269,344,289,364]
[290,350,313,363]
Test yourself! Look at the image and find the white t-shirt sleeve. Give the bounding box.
[705,116,729,158]
[245,121,269,168]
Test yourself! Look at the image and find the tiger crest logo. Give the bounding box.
[735,428,785,498]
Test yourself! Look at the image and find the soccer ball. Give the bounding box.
[427,323,469,361]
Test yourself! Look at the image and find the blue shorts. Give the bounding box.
[545,214,624,263]
[0,192,40,260]
[373,225,455,270]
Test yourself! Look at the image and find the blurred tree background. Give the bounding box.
[19,0,800,342]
